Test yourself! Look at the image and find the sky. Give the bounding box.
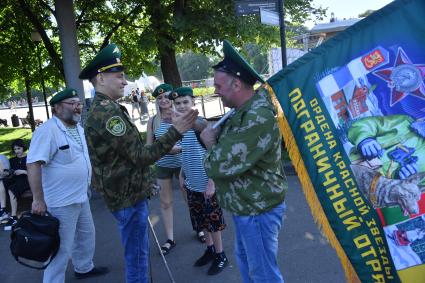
[306,0,394,28]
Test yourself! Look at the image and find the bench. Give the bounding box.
[19,117,43,127]
[0,118,8,127]
[19,117,30,127]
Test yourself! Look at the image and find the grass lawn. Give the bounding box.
[0,128,32,158]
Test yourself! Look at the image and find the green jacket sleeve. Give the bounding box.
[86,103,182,167]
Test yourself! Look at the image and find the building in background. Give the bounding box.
[268,16,361,75]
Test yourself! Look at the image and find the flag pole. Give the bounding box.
[277,0,287,68]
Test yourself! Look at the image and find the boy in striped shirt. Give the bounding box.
[169,87,228,275]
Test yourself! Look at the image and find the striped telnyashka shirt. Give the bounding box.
[154,121,181,168]
[181,129,208,192]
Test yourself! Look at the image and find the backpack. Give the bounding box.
[10,211,60,269]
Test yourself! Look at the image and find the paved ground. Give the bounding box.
[0,175,345,283]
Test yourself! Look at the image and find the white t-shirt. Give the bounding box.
[27,116,92,207]
[0,154,10,170]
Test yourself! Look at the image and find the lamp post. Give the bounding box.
[277,0,287,68]
[31,30,50,119]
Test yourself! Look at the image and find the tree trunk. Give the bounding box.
[159,45,182,87]
[148,1,182,87]
[23,68,35,132]
[54,0,84,99]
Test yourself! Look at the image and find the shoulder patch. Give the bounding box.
[106,116,126,136]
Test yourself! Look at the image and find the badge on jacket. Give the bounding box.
[106,116,126,136]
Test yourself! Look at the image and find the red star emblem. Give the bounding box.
[373,47,425,106]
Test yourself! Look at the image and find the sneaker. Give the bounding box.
[207,253,228,275]
[194,248,216,267]
[4,216,18,231]
[75,266,109,279]
[0,210,9,223]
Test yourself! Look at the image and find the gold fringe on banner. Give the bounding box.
[264,83,360,283]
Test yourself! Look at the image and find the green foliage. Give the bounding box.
[241,43,268,75]
[0,0,62,101]
[177,51,214,81]
[0,128,32,157]
[0,0,325,99]
[193,87,215,97]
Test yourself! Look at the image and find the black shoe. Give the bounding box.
[75,266,109,279]
[194,248,215,267]
[160,239,176,255]
[207,254,228,275]
[3,216,17,231]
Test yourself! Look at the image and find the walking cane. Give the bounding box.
[148,216,176,283]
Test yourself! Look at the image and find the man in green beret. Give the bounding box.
[200,40,288,283]
[81,43,198,283]
[27,88,108,281]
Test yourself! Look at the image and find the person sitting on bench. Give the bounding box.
[3,139,31,231]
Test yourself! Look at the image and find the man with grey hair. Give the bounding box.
[27,88,107,283]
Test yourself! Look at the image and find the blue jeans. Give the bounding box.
[233,201,286,283]
[112,200,149,283]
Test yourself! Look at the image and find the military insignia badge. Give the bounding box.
[106,116,126,136]
[100,100,110,106]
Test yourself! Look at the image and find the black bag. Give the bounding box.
[10,211,60,269]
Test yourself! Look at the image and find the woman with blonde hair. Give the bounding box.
[147,83,197,255]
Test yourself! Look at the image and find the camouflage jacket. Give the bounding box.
[85,92,182,211]
[204,90,287,216]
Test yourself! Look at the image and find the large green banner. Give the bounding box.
[267,0,425,282]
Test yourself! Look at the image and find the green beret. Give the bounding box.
[152,83,173,98]
[79,44,124,80]
[50,88,79,106]
[169,87,194,100]
[212,40,264,86]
